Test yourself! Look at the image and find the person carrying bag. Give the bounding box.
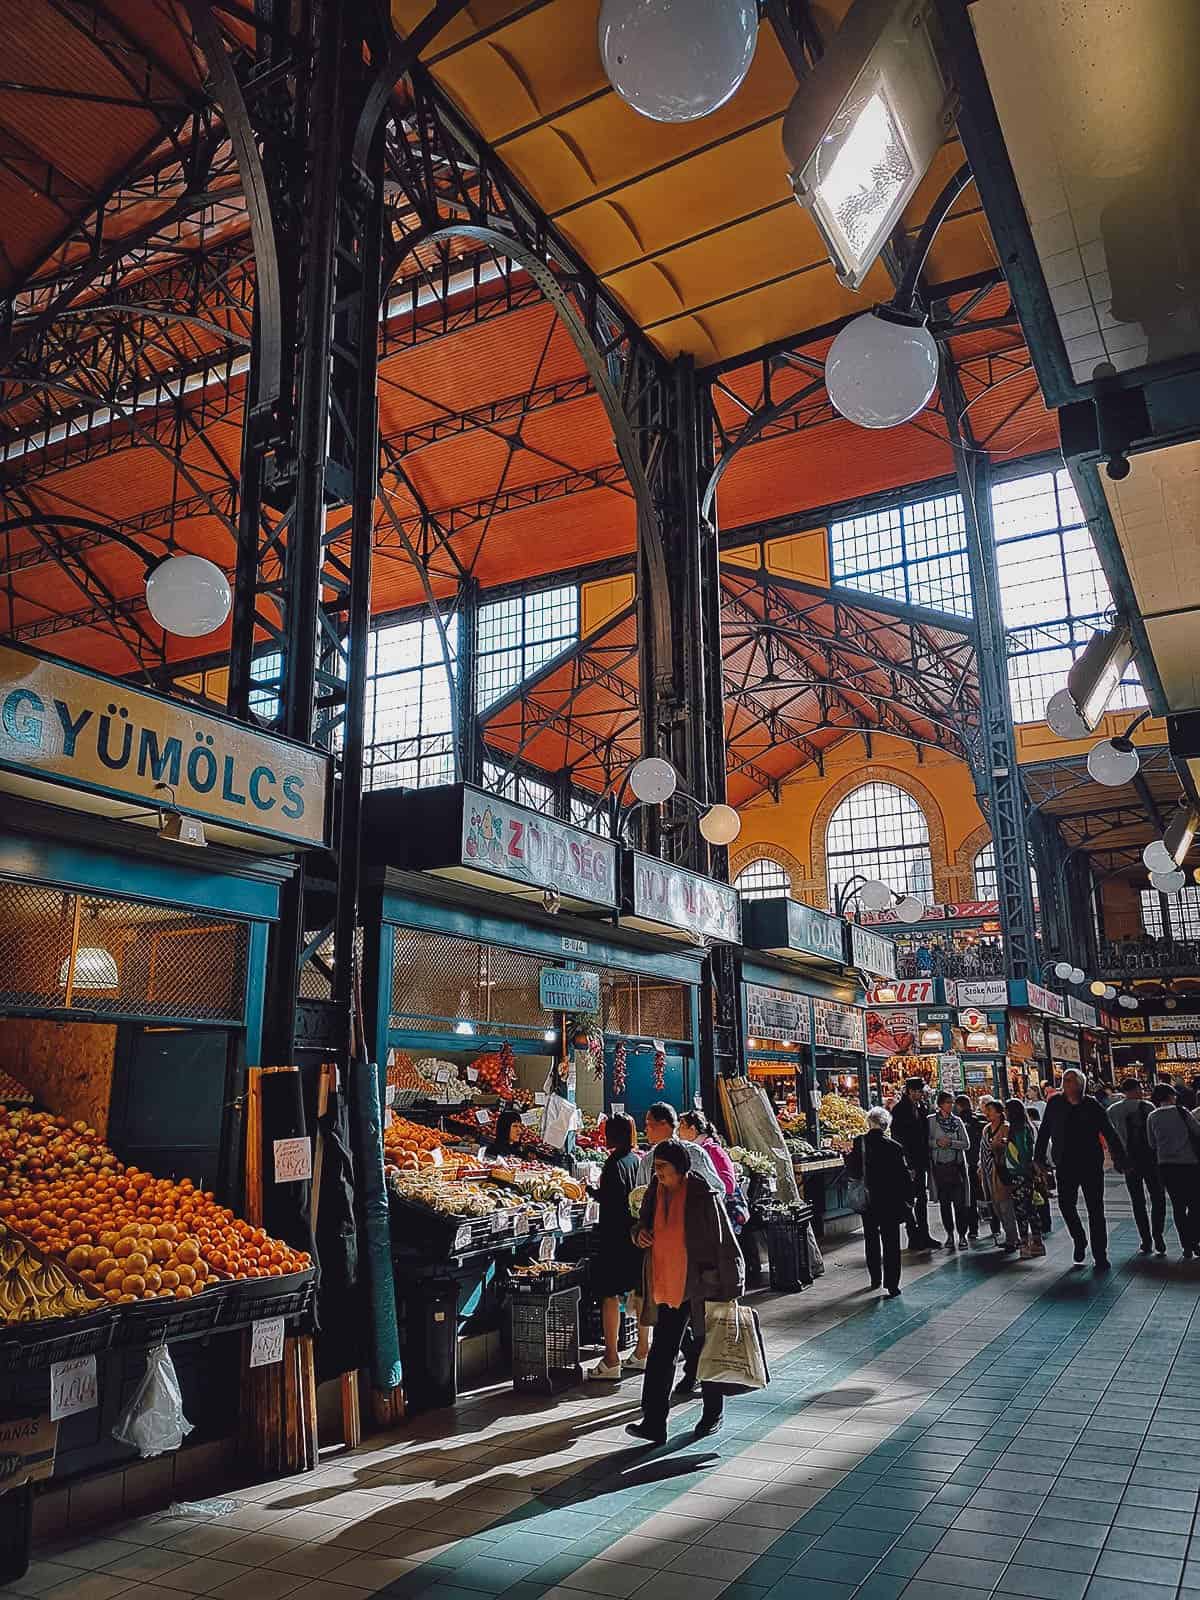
[696,1299,769,1392]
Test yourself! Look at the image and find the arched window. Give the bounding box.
[974,841,1039,906]
[735,859,791,901]
[826,783,933,909]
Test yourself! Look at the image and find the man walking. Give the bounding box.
[890,1078,941,1249]
[1106,1077,1166,1254]
[1034,1067,1125,1268]
[1147,1082,1200,1259]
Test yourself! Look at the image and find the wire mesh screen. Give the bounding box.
[390,926,691,1043]
[0,877,248,1023]
[298,926,363,1001]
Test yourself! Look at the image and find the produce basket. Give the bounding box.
[226,1267,316,1325]
[510,1284,582,1395]
[388,1193,507,1258]
[508,1262,585,1295]
[119,1280,230,1346]
[0,1306,117,1372]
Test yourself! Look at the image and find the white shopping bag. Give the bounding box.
[695,1300,770,1393]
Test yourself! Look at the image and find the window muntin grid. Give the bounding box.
[973,843,1039,906]
[829,493,972,618]
[477,585,578,709]
[570,795,604,833]
[826,783,933,908]
[1141,888,1200,941]
[993,468,1146,723]
[363,613,460,791]
[482,761,555,815]
[734,859,791,901]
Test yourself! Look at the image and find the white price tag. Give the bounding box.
[384,1107,393,1129]
[693,1093,703,1109]
[538,1235,556,1262]
[250,1316,286,1369]
[611,1103,624,1117]
[273,1137,312,1183]
[436,1066,452,1084]
[515,1212,529,1236]
[534,1092,547,1105]
[50,1356,97,1421]
[475,1109,490,1125]
[652,1039,665,1054]
[429,1145,443,1167]
[385,1084,396,1105]
[585,1201,600,1226]
[558,1200,573,1233]
[522,1110,540,1126]
[466,1066,478,1083]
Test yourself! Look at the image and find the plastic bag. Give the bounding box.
[112,1343,193,1459]
[696,1300,770,1393]
[540,1092,580,1151]
[806,1221,824,1277]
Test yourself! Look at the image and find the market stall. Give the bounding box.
[946,979,1009,1103]
[0,644,327,1567]
[359,784,708,1406]
[864,980,954,1105]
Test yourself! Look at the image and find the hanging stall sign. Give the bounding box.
[812,998,865,1052]
[624,853,741,944]
[1118,1015,1147,1033]
[0,640,331,848]
[864,979,935,1006]
[958,1007,988,1031]
[745,983,811,1045]
[850,923,898,981]
[1008,1015,1035,1062]
[462,790,617,908]
[866,1007,918,1056]
[1021,980,1066,1018]
[861,900,1001,925]
[1151,1014,1200,1033]
[1067,996,1099,1027]
[938,1053,964,1093]
[743,897,846,965]
[1049,1029,1082,1063]
[538,968,600,1013]
[947,979,1008,1009]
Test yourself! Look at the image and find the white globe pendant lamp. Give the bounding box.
[894,895,926,924]
[825,311,939,429]
[1069,967,1085,985]
[698,803,740,846]
[598,0,758,123]
[858,879,895,913]
[145,554,232,638]
[1053,961,1073,980]
[1150,868,1186,895]
[628,756,678,804]
[1087,738,1140,787]
[1045,688,1090,741]
[1143,839,1176,875]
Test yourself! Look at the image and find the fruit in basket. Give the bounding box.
[0,1221,101,1323]
[382,1115,454,1171]
[816,1092,869,1149]
[0,1110,309,1302]
[0,1069,32,1105]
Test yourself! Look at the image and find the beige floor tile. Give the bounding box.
[321,1553,419,1589]
[0,1561,84,1598]
[157,1526,250,1557]
[267,1544,357,1579]
[149,1556,251,1594]
[42,1576,128,1600]
[557,1559,654,1597]
[211,1532,309,1568]
[103,1547,193,1583]
[205,1571,306,1600]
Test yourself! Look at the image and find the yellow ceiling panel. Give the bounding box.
[496,40,799,215]
[391,0,532,59]
[542,122,796,276]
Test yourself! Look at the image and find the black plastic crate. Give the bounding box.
[226,1268,316,1327]
[508,1263,585,1296]
[581,1303,637,1351]
[0,1307,116,1372]
[118,1282,228,1347]
[510,1285,581,1395]
[766,1210,812,1293]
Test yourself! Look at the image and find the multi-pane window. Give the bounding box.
[992,468,1146,723]
[1140,888,1200,940]
[249,651,282,722]
[973,842,1039,906]
[481,761,555,814]
[734,859,791,901]
[826,783,934,908]
[363,614,459,791]
[830,492,972,617]
[477,585,579,709]
[570,795,605,833]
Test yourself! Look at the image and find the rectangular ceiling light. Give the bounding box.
[784,0,957,290]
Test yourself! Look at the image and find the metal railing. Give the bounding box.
[1097,939,1200,977]
[896,945,1007,979]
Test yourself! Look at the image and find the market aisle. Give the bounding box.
[9,1182,1200,1600]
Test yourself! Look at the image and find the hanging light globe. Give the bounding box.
[628,756,678,804]
[1045,688,1090,741]
[1053,961,1073,980]
[598,0,758,123]
[1143,839,1176,875]
[1150,868,1187,895]
[145,554,232,637]
[894,895,926,924]
[1087,738,1140,787]
[1102,985,1117,1000]
[825,312,939,429]
[1069,967,1086,985]
[698,803,740,846]
[1118,995,1137,1009]
[858,879,895,912]
[1089,980,1107,996]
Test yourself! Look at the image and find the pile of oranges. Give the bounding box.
[0,1110,310,1305]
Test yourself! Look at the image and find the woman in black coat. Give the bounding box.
[846,1106,915,1297]
[589,1113,642,1379]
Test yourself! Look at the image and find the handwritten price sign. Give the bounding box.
[50,1355,97,1421]
[250,1316,285,1368]
[273,1137,312,1183]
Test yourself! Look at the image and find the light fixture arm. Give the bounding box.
[895,163,973,311]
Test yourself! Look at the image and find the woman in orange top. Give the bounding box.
[627,1139,744,1445]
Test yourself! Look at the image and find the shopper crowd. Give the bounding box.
[848,1068,1200,1296]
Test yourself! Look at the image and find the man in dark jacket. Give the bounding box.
[890,1078,940,1249]
[846,1107,914,1296]
[1034,1067,1126,1268]
[1106,1077,1166,1254]
[954,1094,985,1240]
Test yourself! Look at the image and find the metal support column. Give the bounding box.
[940,357,1040,980]
[455,577,482,787]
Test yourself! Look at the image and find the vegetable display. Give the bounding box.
[728,1146,775,1180]
[817,1092,869,1149]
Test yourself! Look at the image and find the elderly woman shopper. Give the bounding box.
[979,1097,1018,1252]
[845,1107,914,1297]
[627,1139,745,1446]
[929,1090,971,1248]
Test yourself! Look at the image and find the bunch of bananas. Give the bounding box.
[0,1226,100,1324]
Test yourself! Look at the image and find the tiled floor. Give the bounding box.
[9,1176,1200,1600]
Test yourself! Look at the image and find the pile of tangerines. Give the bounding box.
[0,1110,310,1305]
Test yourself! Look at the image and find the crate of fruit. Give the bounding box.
[0,1223,116,1371]
[225,1266,316,1326]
